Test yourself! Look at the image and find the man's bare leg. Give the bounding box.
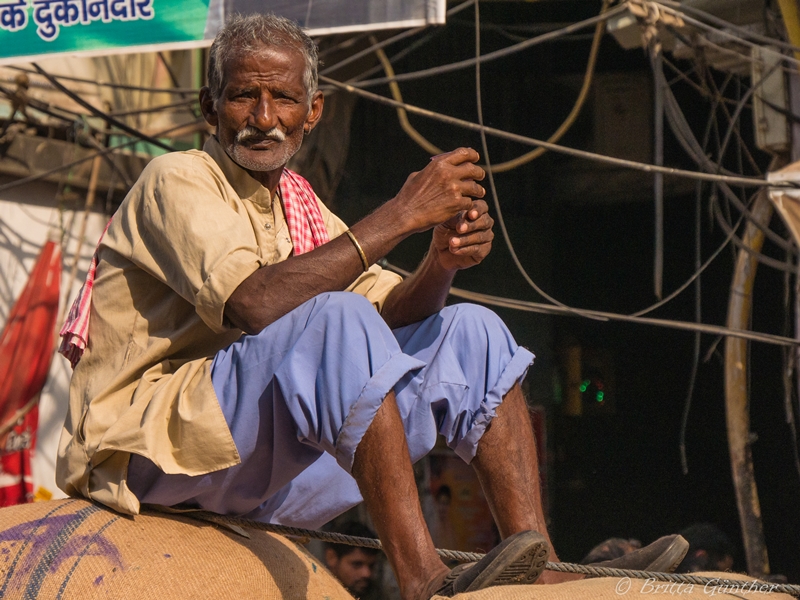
[472,382,580,583]
[351,391,450,600]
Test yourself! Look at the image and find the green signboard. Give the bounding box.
[0,1,211,65]
[0,0,446,66]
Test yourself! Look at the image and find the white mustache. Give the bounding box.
[235,126,286,144]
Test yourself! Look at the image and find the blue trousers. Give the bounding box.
[128,292,534,529]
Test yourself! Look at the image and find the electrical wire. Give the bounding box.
[448,18,595,45]
[782,255,800,484]
[706,73,762,176]
[380,261,798,347]
[108,98,199,118]
[712,200,796,273]
[656,2,800,69]
[372,38,440,155]
[345,28,444,85]
[652,53,795,252]
[7,65,198,95]
[630,209,745,317]
[709,69,797,265]
[319,74,797,189]
[32,63,177,153]
[0,85,137,189]
[462,0,614,173]
[657,45,796,280]
[635,66,737,324]
[349,5,628,89]
[0,118,206,195]
[319,0,476,77]
[472,0,605,321]
[655,0,800,55]
[320,25,426,77]
[679,181,705,475]
[317,33,370,60]
[0,83,91,124]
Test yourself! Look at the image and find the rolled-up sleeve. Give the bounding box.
[121,154,265,333]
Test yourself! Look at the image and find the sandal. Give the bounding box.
[434,530,550,597]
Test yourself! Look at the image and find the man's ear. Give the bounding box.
[303,90,325,136]
[324,547,338,569]
[199,86,218,128]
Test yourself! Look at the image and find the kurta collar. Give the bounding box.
[203,136,276,207]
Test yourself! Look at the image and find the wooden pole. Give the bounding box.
[724,155,784,576]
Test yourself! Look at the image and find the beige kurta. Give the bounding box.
[56,137,402,515]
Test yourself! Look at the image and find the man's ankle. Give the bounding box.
[402,562,450,600]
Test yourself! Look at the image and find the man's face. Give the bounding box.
[325,548,377,596]
[201,44,323,174]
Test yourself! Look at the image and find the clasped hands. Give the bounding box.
[401,147,494,272]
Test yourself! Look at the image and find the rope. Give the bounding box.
[188,511,800,596]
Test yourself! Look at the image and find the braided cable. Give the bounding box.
[188,512,800,596]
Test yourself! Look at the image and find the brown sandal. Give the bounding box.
[433,530,550,597]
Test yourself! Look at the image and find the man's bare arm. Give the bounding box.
[380,199,494,329]
[225,148,486,334]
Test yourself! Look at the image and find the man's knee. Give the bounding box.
[314,291,375,313]
[305,292,398,355]
[446,303,509,339]
[311,292,382,327]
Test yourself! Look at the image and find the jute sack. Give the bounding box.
[435,570,794,600]
[0,498,354,599]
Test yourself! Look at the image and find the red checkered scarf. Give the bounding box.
[279,168,329,254]
[58,168,329,368]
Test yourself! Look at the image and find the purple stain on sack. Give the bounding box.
[94,575,104,585]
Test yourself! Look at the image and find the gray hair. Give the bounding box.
[207,13,319,105]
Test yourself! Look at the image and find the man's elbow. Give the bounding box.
[224,299,268,335]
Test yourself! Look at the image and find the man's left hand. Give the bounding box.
[431,199,494,271]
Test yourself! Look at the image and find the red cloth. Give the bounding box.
[0,239,61,506]
[59,168,328,368]
[58,220,111,368]
[0,406,38,506]
[280,168,330,254]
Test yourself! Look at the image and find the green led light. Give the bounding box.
[596,391,604,402]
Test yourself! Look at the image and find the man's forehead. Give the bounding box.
[223,44,306,89]
[224,42,305,76]
[346,549,378,563]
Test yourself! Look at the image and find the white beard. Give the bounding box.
[225,126,304,172]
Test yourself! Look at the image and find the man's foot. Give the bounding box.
[590,535,690,573]
[432,530,550,597]
[538,534,690,585]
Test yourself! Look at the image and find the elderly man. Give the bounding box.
[56,13,687,600]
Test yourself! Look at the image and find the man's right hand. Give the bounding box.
[226,147,487,334]
[391,148,486,235]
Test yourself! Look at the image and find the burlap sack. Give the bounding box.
[3,499,791,600]
[437,570,794,600]
[0,498,354,599]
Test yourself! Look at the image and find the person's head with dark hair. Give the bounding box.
[435,485,452,505]
[324,521,381,597]
[676,523,735,573]
[580,538,642,564]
